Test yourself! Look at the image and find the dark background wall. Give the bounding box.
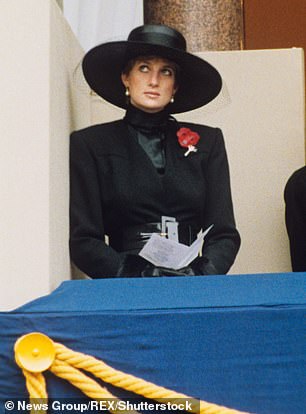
[243,0,306,50]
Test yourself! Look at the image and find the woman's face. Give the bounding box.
[121,57,178,113]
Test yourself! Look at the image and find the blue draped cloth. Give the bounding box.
[0,273,305,414]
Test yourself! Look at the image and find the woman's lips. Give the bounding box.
[144,91,160,98]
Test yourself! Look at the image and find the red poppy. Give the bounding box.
[177,128,200,148]
[177,128,200,156]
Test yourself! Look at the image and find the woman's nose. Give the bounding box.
[148,70,159,86]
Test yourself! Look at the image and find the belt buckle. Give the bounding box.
[161,216,179,242]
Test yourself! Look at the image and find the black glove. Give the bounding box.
[116,254,151,277]
[148,260,220,277]
[117,254,194,278]
[141,265,195,277]
[189,256,219,275]
[116,254,218,278]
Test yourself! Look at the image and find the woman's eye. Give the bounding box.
[162,68,174,76]
[139,65,149,72]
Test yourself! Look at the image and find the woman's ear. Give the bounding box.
[121,73,128,87]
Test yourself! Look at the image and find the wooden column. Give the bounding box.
[143,0,244,52]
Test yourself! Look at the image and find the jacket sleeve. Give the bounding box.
[69,131,125,278]
[197,128,240,274]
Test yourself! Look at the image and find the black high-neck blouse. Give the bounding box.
[124,105,171,174]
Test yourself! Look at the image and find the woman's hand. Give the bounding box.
[116,254,220,277]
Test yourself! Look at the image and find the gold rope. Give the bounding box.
[16,335,251,414]
[50,358,138,414]
[54,342,249,414]
[22,370,47,414]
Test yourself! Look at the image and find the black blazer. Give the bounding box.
[69,118,240,277]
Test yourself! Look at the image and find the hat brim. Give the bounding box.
[82,41,222,114]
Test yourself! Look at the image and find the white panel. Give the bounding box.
[0,0,90,310]
[178,48,305,274]
[63,0,144,51]
[0,0,50,310]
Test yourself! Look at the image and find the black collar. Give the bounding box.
[124,104,170,133]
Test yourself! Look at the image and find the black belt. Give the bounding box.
[110,222,200,253]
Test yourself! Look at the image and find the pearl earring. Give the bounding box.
[170,96,175,103]
[125,87,130,97]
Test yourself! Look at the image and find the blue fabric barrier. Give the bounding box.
[0,273,305,414]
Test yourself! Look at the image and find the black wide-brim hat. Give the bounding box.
[82,24,222,114]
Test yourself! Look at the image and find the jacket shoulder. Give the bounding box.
[177,121,220,135]
[175,121,224,151]
[70,120,127,153]
[71,120,124,139]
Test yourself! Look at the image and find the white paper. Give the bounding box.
[139,225,213,270]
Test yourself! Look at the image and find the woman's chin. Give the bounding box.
[132,102,167,113]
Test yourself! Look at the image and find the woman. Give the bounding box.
[69,24,240,278]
